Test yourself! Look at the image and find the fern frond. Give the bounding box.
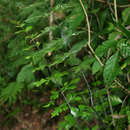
[0,82,24,105]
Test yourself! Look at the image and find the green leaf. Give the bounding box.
[99,9,108,29]
[118,23,130,39]
[70,107,79,117]
[51,40,87,66]
[95,40,117,57]
[70,40,87,54]
[17,64,35,83]
[122,8,130,25]
[25,26,32,32]
[32,51,46,65]
[51,71,68,85]
[43,101,54,108]
[92,60,102,74]
[75,57,95,72]
[108,32,121,40]
[127,111,130,124]
[103,52,120,86]
[92,125,99,130]
[67,55,81,66]
[50,91,59,100]
[50,52,71,67]
[117,39,130,58]
[0,82,24,105]
[20,2,44,17]
[110,96,122,106]
[43,39,63,57]
[64,114,75,126]
[69,78,80,85]
[94,88,107,97]
[58,121,66,130]
[33,78,47,87]
[67,3,85,31]
[51,103,68,118]
[61,26,72,48]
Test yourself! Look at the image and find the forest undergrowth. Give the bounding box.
[0,0,130,129]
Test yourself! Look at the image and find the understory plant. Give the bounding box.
[0,0,130,129]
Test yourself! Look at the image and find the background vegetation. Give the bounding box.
[0,0,130,129]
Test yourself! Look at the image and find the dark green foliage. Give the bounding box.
[0,0,130,129]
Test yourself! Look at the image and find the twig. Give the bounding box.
[115,79,130,95]
[119,4,130,8]
[100,97,107,118]
[126,25,130,30]
[107,89,115,126]
[49,0,54,41]
[121,95,129,109]
[56,82,81,130]
[95,14,101,30]
[96,0,130,8]
[127,73,130,83]
[48,0,54,56]
[115,25,130,40]
[79,0,104,67]
[82,72,104,125]
[107,48,111,59]
[57,85,71,110]
[114,0,118,22]
[107,0,115,16]
[79,1,119,127]
[82,72,94,107]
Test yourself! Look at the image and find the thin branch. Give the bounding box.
[79,1,121,127]
[114,0,118,22]
[82,72,94,107]
[57,85,71,110]
[107,89,115,126]
[96,0,130,8]
[56,83,81,130]
[95,14,101,31]
[115,25,130,40]
[121,95,129,109]
[127,73,130,83]
[119,4,130,8]
[82,72,104,124]
[79,0,128,127]
[115,79,130,95]
[100,97,107,118]
[107,48,111,59]
[79,0,104,67]
[48,0,54,56]
[49,0,54,41]
[107,0,115,16]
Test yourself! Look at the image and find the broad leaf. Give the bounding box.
[122,8,130,25]
[17,64,35,83]
[103,52,120,86]
[92,60,102,74]
[95,40,117,57]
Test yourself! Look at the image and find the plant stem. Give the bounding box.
[79,0,104,67]
[114,0,118,22]
[107,89,115,126]
[48,0,54,56]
